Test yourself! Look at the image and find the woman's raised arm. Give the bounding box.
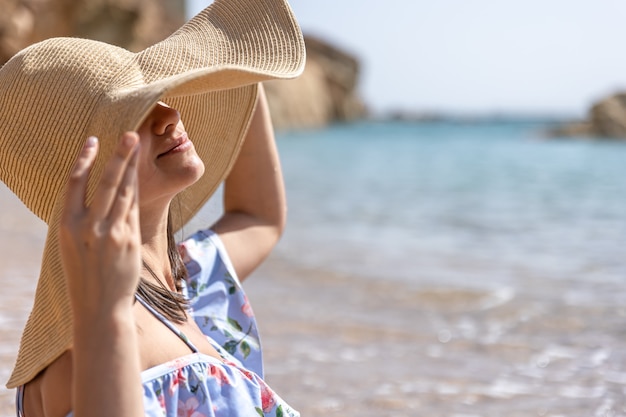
[212,83,287,281]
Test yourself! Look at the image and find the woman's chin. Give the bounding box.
[183,156,206,185]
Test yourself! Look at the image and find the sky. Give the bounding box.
[188,0,626,117]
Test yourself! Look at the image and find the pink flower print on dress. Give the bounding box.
[208,364,231,386]
[237,366,254,381]
[260,382,277,413]
[241,294,254,317]
[158,393,166,412]
[169,368,188,396]
[178,242,192,264]
[177,397,207,417]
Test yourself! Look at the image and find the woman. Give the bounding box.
[0,0,305,415]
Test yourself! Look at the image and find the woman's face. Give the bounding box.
[135,102,205,209]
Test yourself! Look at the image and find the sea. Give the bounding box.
[275,119,626,290]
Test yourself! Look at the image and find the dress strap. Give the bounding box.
[135,293,198,353]
[15,385,24,417]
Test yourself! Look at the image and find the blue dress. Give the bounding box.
[17,229,299,417]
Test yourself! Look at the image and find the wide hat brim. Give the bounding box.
[3,0,305,388]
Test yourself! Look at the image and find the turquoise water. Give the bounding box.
[275,120,626,291]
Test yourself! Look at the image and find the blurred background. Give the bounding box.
[2,0,626,416]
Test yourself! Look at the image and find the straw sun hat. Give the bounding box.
[0,0,304,388]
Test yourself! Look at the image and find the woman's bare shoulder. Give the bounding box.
[24,350,72,417]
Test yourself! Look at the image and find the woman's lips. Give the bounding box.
[158,133,192,157]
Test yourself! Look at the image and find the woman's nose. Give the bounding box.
[151,102,181,135]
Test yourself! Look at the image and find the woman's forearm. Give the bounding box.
[72,307,143,417]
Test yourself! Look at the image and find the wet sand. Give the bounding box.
[246,259,626,417]
[1,183,626,416]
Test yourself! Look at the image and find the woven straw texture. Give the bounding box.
[0,0,304,388]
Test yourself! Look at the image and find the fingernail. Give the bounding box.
[86,136,98,147]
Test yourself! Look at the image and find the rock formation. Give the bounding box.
[0,0,184,62]
[548,92,626,139]
[264,35,367,130]
[587,93,626,138]
[0,0,366,130]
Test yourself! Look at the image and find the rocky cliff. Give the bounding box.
[0,0,365,130]
[264,35,367,130]
[0,0,184,61]
[548,92,626,139]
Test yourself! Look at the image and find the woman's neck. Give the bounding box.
[139,205,175,290]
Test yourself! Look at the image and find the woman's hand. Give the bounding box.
[58,133,144,417]
[59,133,141,320]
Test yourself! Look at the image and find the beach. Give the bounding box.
[2,120,626,416]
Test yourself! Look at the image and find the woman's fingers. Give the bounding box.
[90,133,139,220]
[60,132,143,310]
[107,135,140,224]
[63,136,99,219]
